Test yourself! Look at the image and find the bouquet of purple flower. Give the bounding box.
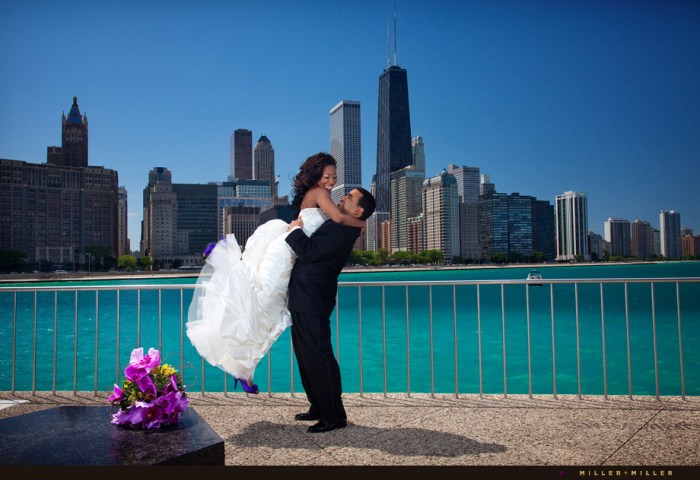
[109,347,188,430]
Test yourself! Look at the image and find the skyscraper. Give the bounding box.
[555,191,590,261]
[447,164,481,260]
[478,193,534,261]
[604,218,631,257]
[631,220,653,259]
[412,135,425,173]
[330,100,362,204]
[660,210,682,258]
[232,129,253,180]
[253,135,275,197]
[532,200,555,261]
[375,64,412,215]
[422,171,459,260]
[390,165,423,252]
[118,187,129,256]
[47,96,88,168]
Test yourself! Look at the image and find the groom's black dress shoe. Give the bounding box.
[294,412,320,421]
[308,420,347,433]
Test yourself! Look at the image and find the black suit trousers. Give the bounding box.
[291,311,346,423]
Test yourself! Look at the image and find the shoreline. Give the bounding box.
[1,260,690,284]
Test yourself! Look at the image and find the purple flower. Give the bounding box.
[136,374,157,398]
[124,347,160,382]
[108,384,123,403]
[111,346,187,430]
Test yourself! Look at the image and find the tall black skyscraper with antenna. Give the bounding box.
[374,5,412,216]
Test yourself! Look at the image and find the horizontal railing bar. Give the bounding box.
[2,276,700,293]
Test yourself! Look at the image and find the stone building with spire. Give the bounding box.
[0,97,119,270]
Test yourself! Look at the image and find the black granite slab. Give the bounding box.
[0,406,224,465]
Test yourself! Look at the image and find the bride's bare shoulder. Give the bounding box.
[299,187,322,209]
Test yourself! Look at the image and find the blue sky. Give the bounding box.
[2,0,699,247]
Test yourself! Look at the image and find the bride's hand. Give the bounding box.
[288,218,303,231]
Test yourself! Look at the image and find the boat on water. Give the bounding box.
[527,269,543,285]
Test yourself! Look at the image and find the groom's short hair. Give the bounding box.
[356,188,376,220]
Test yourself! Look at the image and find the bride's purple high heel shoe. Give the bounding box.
[233,377,259,394]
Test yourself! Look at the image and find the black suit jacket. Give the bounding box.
[285,219,360,318]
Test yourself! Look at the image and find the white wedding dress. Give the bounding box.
[186,208,328,382]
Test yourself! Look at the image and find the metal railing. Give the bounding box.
[1,277,698,400]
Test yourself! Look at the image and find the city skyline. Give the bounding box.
[1,0,699,247]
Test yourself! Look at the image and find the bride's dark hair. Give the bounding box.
[291,152,337,216]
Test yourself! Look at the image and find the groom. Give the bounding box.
[285,187,376,433]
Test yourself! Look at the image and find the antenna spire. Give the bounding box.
[386,17,391,68]
[393,0,398,66]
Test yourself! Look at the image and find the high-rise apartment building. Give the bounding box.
[118,187,129,256]
[682,234,700,257]
[448,164,481,260]
[631,220,653,259]
[407,214,425,253]
[660,210,682,258]
[330,100,362,204]
[390,165,423,252]
[216,180,273,240]
[555,191,590,261]
[232,129,253,181]
[172,184,218,260]
[447,164,480,204]
[253,135,275,197]
[478,193,534,260]
[532,200,555,261]
[604,218,631,257]
[422,171,459,260]
[588,232,604,261]
[142,167,217,268]
[143,170,177,262]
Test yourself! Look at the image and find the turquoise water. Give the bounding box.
[1,262,699,396]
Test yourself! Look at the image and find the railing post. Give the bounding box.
[624,283,633,399]
[358,286,363,397]
[11,292,17,394]
[651,283,660,401]
[501,284,507,398]
[290,331,295,398]
[382,286,387,397]
[406,285,411,398]
[32,291,37,396]
[550,283,557,400]
[52,290,57,395]
[526,284,532,399]
[179,288,184,385]
[335,292,340,366]
[575,283,582,400]
[137,290,141,348]
[676,282,686,401]
[158,289,162,354]
[477,284,483,399]
[453,284,458,399]
[600,284,608,400]
[116,290,121,385]
[429,285,435,398]
[73,290,78,395]
[94,290,99,396]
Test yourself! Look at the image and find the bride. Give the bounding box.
[186,152,365,393]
